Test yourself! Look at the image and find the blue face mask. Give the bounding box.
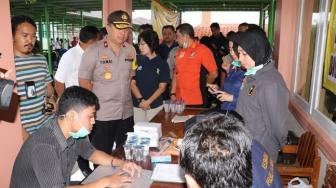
[69,126,90,139]
[231,60,241,67]
[245,64,264,76]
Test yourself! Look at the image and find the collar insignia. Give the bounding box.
[248,85,255,96]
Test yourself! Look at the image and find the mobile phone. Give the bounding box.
[25,81,36,98]
[209,87,220,93]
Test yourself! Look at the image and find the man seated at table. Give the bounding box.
[180,112,282,188]
[10,86,141,188]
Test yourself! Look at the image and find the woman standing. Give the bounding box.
[207,32,245,111]
[131,30,170,123]
[234,28,289,161]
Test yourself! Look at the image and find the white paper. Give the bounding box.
[82,166,152,188]
[151,163,186,183]
[171,115,194,123]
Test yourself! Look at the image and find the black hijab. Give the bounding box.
[232,28,272,67]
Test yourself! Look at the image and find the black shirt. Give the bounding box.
[210,32,229,56]
[157,42,178,61]
[10,118,95,188]
[132,55,170,108]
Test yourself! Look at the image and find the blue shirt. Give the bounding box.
[220,67,245,111]
[132,55,170,108]
[252,140,283,188]
[157,42,178,61]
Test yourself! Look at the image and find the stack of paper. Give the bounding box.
[151,163,186,183]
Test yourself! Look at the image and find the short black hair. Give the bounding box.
[199,36,214,50]
[226,31,235,38]
[58,86,100,115]
[162,25,175,32]
[239,22,249,28]
[11,15,37,36]
[138,30,159,53]
[79,26,99,43]
[98,27,108,40]
[139,24,153,32]
[176,23,194,38]
[210,22,220,29]
[180,112,253,187]
[226,31,239,57]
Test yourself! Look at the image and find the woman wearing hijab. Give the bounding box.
[233,28,289,161]
[207,32,245,111]
[131,30,170,123]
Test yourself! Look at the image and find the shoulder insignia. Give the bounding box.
[248,85,255,96]
[262,152,268,170]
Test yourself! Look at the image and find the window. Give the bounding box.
[317,0,336,124]
[295,0,320,102]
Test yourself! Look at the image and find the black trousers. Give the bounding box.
[91,116,134,154]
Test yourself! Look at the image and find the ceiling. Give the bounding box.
[134,0,270,11]
[10,0,271,27]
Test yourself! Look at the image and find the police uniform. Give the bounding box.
[79,10,136,154]
[236,62,289,161]
[252,139,283,188]
[233,29,289,161]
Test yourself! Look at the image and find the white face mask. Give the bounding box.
[62,114,90,139]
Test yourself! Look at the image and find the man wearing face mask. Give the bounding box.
[234,27,289,161]
[10,86,141,188]
[171,23,218,107]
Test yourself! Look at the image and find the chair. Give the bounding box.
[322,162,336,188]
[277,131,321,188]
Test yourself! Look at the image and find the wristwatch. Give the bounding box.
[137,97,144,103]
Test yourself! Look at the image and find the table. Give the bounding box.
[151,108,207,138]
[151,108,205,188]
[85,108,206,188]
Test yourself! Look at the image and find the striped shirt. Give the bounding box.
[10,118,95,188]
[15,54,53,134]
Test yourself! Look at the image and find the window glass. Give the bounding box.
[295,0,320,102]
[318,0,336,123]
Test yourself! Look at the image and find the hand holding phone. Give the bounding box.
[207,84,219,94]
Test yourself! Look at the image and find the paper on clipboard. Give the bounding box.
[151,163,186,183]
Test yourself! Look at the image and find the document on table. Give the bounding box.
[151,163,186,183]
[82,166,152,188]
[171,115,194,123]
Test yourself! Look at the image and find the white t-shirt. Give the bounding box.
[55,44,84,87]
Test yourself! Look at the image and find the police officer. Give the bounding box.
[79,10,136,155]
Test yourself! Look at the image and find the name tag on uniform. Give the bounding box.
[125,52,134,62]
[125,58,134,62]
[100,55,112,64]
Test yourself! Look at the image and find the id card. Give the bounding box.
[25,81,37,98]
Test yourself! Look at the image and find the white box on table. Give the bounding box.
[134,122,162,147]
